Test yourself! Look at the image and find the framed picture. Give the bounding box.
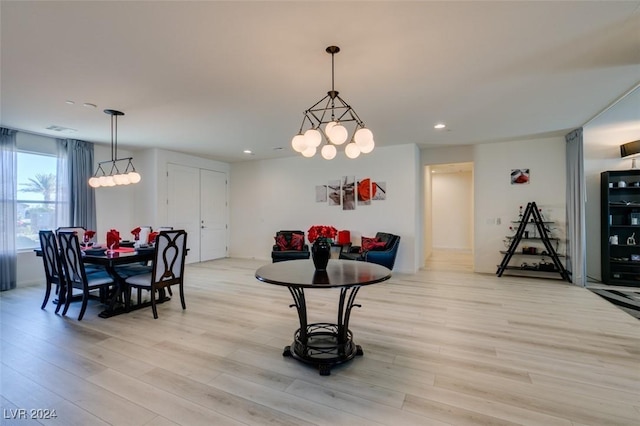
[511,169,530,184]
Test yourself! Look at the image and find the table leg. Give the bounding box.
[98,265,128,318]
[283,285,363,375]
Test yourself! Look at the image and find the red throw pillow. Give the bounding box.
[369,241,387,251]
[291,233,304,251]
[275,234,289,250]
[360,236,380,253]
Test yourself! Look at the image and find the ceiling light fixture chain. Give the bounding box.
[291,45,375,160]
[88,109,141,188]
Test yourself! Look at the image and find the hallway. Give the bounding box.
[425,249,473,273]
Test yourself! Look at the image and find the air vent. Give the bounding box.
[45,125,77,133]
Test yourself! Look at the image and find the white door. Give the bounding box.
[168,163,200,263]
[200,169,227,261]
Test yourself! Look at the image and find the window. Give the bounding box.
[16,151,66,250]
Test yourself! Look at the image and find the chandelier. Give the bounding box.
[292,46,375,160]
[88,109,141,188]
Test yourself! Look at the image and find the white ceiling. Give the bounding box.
[2,1,639,162]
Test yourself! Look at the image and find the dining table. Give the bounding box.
[35,244,165,318]
[82,247,163,318]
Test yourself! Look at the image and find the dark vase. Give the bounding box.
[311,238,331,271]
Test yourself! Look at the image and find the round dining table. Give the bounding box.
[255,259,391,375]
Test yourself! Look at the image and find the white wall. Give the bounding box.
[432,171,473,250]
[133,148,230,228]
[474,136,566,273]
[229,144,421,273]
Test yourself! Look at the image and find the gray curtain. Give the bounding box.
[565,128,586,286]
[0,128,18,291]
[57,139,96,231]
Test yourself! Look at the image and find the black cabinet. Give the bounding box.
[601,170,640,286]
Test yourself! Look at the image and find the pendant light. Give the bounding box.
[88,109,141,188]
[292,46,375,160]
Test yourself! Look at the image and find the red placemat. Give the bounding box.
[110,247,135,253]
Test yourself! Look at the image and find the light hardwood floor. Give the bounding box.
[1,257,639,425]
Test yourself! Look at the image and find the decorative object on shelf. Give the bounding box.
[620,139,640,169]
[627,233,636,246]
[88,109,141,188]
[618,180,627,188]
[307,225,338,271]
[609,235,619,245]
[291,46,374,160]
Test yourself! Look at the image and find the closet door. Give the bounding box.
[168,163,201,263]
[200,169,227,261]
[168,163,228,263]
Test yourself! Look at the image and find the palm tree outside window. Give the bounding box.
[15,153,65,250]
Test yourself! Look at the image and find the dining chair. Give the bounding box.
[38,230,66,312]
[57,231,116,321]
[56,226,86,243]
[55,226,103,273]
[125,230,188,319]
[150,226,175,296]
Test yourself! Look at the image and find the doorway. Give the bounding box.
[424,162,474,272]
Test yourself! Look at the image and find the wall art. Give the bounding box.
[328,180,341,206]
[342,175,355,210]
[357,178,372,205]
[372,181,386,200]
[315,185,327,202]
[316,177,386,208]
[511,169,530,184]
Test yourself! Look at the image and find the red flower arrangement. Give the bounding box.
[307,225,338,244]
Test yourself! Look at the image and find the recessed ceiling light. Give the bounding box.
[243,150,253,154]
[65,100,75,105]
[434,123,446,129]
[83,103,97,108]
